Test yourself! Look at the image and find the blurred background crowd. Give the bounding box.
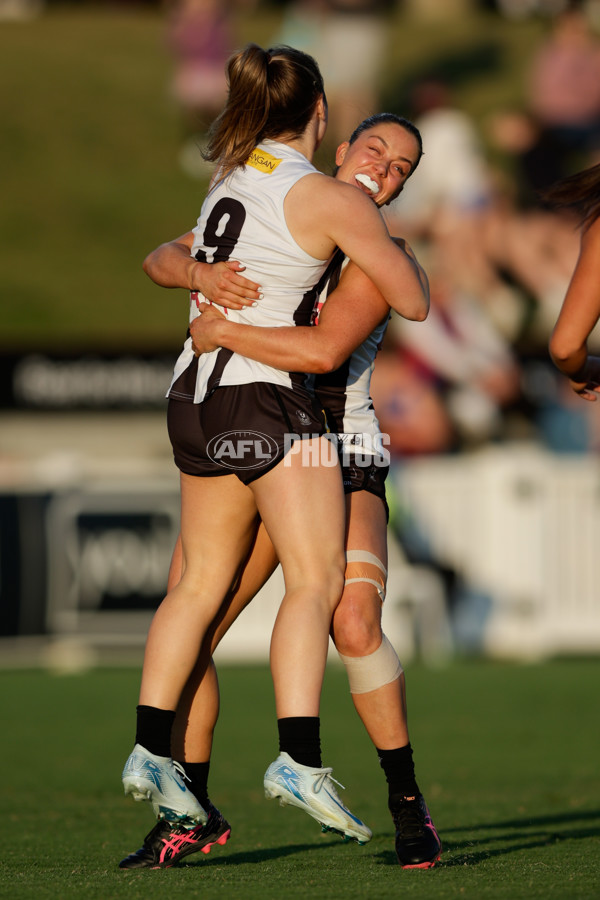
[8,0,598,457]
[2,0,600,661]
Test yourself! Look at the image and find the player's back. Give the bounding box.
[170,139,332,402]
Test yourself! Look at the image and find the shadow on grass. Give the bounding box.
[442,809,600,832]
[158,809,600,871]
[180,841,343,868]
[393,808,600,869]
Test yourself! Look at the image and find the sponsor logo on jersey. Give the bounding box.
[247,147,283,174]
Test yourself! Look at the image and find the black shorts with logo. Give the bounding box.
[168,382,328,485]
[340,454,390,521]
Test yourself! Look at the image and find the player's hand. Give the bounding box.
[190,304,227,355]
[570,379,600,401]
[192,260,261,310]
[569,355,600,401]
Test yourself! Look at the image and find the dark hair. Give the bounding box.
[204,43,325,179]
[331,113,423,192]
[348,113,423,171]
[540,163,600,231]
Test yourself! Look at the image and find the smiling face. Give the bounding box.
[334,122,421,207]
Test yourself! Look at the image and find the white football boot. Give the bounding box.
[122,744,207,824]
[264,752,372,844]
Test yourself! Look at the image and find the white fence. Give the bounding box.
[3,438,600,664]
[388,445,600,659]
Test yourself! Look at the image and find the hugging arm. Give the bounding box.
[286,175,430,322]
[142,231,261,309]
[391,236,430,310]
[191,259,391,374]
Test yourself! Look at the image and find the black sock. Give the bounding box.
[176,760,210,807]
[135,705,175,758]
[278,716,321,767]
[376,743,420,804]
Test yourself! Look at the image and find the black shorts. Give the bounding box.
[341,455,390,521]
[168,382,327,485]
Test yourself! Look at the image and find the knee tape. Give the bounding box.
[344,549,387,602]
[338,634,403,695]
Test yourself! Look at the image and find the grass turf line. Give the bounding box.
[1,660,599,899]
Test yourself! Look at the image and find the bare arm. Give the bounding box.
[549,217,600,400]
[286,175,430,322]
[142,231,262,309]
[191,260,390,374]
[391,236,430,308]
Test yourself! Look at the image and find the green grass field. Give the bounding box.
[2,660,599,899]
[3,9,599,897]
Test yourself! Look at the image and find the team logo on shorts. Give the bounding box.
[295,410,312,426]
[207,430,280,470]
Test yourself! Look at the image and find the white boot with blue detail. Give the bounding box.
[264,751,372,844]
[122,743,208,825]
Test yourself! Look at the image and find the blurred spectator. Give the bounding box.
[488,107,571,208]
[494,0,571,18]
[370,339,455,456]
[403,0,479,20]
[526,5,600,171]
[392,79,493,225]
[277,0,323,58]
[386,80,529,343]
[0,0,44,18]
[165,0,234,178]
[318,0,390,145]
[479,175,581,344]
[378,69,595,452]
[489,6,600,208]
[520,357,600,452]
[484,9,600,353]
[382,256,523,450]
[278,0,390,148]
